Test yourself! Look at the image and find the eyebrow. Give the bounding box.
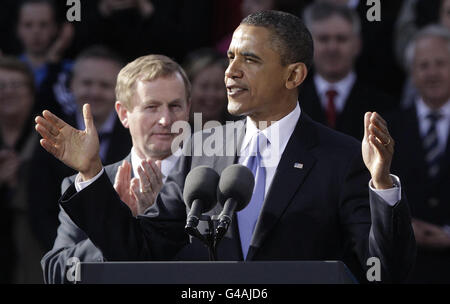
[142,98,184,105]
[227,50,263,62]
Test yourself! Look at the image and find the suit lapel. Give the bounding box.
[246,113,318,260]
[104,153,132,182]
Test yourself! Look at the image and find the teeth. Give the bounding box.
[228,87,245,94]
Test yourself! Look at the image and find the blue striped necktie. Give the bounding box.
[423,112,442,177]
[238,132,268,260]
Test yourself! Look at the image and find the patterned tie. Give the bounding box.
[423,112,442,177]
[238,132,268,259]
[325,89,338,128]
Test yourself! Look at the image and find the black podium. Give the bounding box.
[74,261,357,284]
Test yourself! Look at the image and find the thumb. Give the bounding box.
[155,160,162,171]
[83,104,96,134]
[363,112,371,141]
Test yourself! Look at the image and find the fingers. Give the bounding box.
[137,164,151,193]
[39,138,60,157]
[367,112,393,149]
[114,161,126,192]
[364,112,371,139]
[35,116,60,138]
[370,112,388,134]
[42,110,67,130]
[83,104,96,134]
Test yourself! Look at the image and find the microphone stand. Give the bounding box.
[184,215,218,261]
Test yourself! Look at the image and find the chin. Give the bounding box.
[227,101,245,116]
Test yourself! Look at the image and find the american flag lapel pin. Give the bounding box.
[294,162,303,169]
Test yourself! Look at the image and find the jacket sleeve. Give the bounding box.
[40,177,104,284]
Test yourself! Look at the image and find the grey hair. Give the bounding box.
[303,2,361,36]
[404,24,450,70]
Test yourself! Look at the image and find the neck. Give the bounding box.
[319,71,351,84]
[26,52,47,68]
[248,101,296,130]
[423,97,449,111]
[135,148,170,162]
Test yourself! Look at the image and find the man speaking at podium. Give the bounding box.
[35,11,416,283]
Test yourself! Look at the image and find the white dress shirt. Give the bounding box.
[314,72,357,114]
[415,97,450,156]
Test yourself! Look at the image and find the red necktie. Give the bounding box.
[325,89,338,128]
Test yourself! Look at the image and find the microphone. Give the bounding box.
[183,166,220,233]
[216,164,254,240]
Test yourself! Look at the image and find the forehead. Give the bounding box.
[73,59,121,79]
[414,36,450,61]
[134,74,187,103]
[229,25,275,54]
[20,3,54,21]
[311,15,353,35]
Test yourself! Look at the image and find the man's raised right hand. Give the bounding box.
[35,104,103,181]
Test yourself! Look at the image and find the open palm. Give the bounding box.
[35,104,102,178]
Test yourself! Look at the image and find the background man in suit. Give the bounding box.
[35,11,415,283]
[40,54,191,283]
[28,46,132,252]
[300,2,394,140]
[387,25,450,283]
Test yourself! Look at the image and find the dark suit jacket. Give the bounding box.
[41,155,131,284]
[59,113,416,283]
[28,115,132,251]
[387,106,450,283]
[299,75,394,141]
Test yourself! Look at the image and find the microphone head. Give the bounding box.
[183,166,220,212]
[217,164,254,211]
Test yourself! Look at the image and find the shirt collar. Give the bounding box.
[314,71,356,99]
[415,97,450,120]
[240,102,301,163]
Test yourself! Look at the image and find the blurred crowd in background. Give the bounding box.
[0,0,449,284]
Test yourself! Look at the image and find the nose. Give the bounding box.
[225,59,243,80]
[158,106,173,127]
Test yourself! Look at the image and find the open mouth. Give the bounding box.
[227,86,248,97]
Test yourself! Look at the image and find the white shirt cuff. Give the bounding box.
[369,174,402,207]
[74,168,105,192]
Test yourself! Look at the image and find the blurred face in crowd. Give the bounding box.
[17,2,58,56]
[440,0,450,30]
[225,25,299,122]
[117,73,190,160]
[0,69,34,121]
[412,36,450,109]
[71,58,121,127]
[310,14,361,82]
[191,63,228,122]
[241,0,275,18]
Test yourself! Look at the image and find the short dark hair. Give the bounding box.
[241,10,314,68]
[183,48,228,82]
[73,45,124,74]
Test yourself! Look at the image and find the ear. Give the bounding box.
[285,62,308,90]
[115,101,129,129]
